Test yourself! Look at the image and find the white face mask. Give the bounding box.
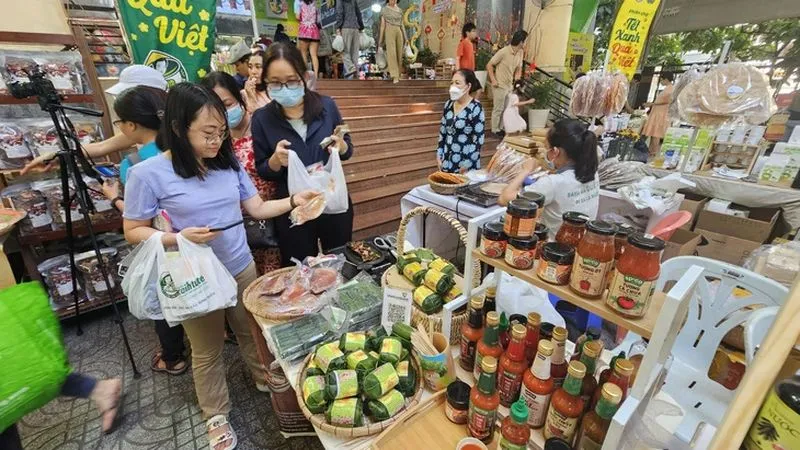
[449,85,465,101]
[545,148,557,170]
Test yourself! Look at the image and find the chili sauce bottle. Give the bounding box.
[579,341,603,410]
[544,360,586,442]
[570,326,601,362]
[591,358,633,411]
[468,356,501,443]
[521,339,555,428]
[499,311,511,350]
[499,400,531,450]
[551,326,569,387]
[474,311,503,380]
[460,296,485,371]
[575,383,623,450]
[524,312,542,368]
[498,324,528,407]
[484,285,497,319]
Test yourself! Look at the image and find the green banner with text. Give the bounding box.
[118,0,216,84]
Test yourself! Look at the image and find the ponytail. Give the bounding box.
[546,119,598,184]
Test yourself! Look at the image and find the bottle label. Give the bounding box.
[376,389,405,417]
[744,389,800,450]
[468,403,497,441]
[460,336,477,370]
[521,384,551,427]
[577,435,602,450]
[607,272,656,317]
[473,353,484,380]
[544,406,579,441]
[329,398,359,427]
[330,370,360,399]
[537,259,571,284]
[569,254,612,296]
[499,437,527,450]
[497,369,523,405]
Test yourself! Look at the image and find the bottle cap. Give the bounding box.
[499,312,510,331]
[615,359,635,377]
[481,356,498,373]
[486,311,500,326]
[583,340,603,358]
[552,326,567,342]
[567,360,586,379]
[587,327,602,340]
[537,339,554,356]
[486,286,497,296]
[469,296,485,310]
[543,437,572,450]
[511,323,527,340]
[601,382,623,404]
[510,399,529,424]
[527,311,541,326]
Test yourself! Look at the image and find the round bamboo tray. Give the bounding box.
[427,173,468,195]
[390,206,481,344]
[243,267,324,321]
[295,351,424,438]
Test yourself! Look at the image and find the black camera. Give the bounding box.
[8,67,60,105]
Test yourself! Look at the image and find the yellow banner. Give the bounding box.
[607,0,661,79]
[564,32,594,82]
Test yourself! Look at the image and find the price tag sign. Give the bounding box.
[381,287,412,333]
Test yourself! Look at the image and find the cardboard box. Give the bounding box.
[695,206,780,244]
[662,228,703,262]
[677,192,709,230]
[694,229,762,266]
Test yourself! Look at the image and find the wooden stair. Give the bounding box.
[319,80,496,240]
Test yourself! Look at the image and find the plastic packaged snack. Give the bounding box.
[744,241,800,287]
[1,183,52,233]
[670,67,703,119]
[21,119,62,157]
[74,247,119,301]
[37,254,81,307]
[70,117,104,145]
[33,52,88,95]
[485,143,532,182]
[1,52,36,86]
[34,178,83,230]
[0,123,33,169]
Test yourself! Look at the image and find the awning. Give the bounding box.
[652,0,800,35]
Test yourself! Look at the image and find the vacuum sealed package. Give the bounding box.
[21,119,62,157]
[0,51,37,86]
[569,71,627,117]
[0,122,33,169]
[34,52,88,95]
[670,67,703,119]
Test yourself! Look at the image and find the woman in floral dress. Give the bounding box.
[437,69,485,173]
[201,71,281,275]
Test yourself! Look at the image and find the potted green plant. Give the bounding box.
[522,78,557,130]
[416,47,439,68]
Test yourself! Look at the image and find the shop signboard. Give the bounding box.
[564,32,594,82]
[320,0,337,29]
[118,0,217,83]
[606,0,661,79]
[217,0,253,16]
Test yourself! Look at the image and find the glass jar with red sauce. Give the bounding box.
[607,233,665,318]
[555,212,589,248]
[607,224,634,288]
[504,199,538,239]
[569,221,617,298]
[481,221,507,258]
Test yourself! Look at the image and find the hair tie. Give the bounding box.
[156,110,165,120]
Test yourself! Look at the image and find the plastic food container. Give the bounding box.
[2,183,53,233]
[37,254,80,307]
[74,247,119,301]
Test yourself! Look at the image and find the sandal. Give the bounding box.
[207,415,237,450]
[150,352,189,376]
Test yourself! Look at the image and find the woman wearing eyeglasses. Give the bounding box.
[122,82,317,450]
[253,42,354,265]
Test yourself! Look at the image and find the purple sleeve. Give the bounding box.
[122,167,159,220]
[238,167,258,201]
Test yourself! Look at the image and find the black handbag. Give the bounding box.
[244,216,278,249]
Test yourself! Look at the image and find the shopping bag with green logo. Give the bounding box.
[0,282,71,432]
[156,234,238,325]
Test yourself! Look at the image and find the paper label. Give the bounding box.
[537,260,570,284]
[29,203,52,228]
[499,438,527,450]
[381,286,412,332]
[396,360,409,378]
[744,389,800,450]
[570,255,612,296]
[93,279,115,293]
[315,342,344,373]
[544,406,579,441]
[370,363,399,396]
[377,390,405,417]
[468,403,497,441]
[302,375,326,401]
[331,370,359,399]
[497,368,523,406]
[347,350,369,370]
[727,85,744,99]
[460,335,478,370]
[341,332,366,352]
[329,398,358,426]
[521,384,551,427]
[607,272,656,317]
[49,74,74,91]
[3,142,30,158]
[56,280,75,296]
[481,236,506,258]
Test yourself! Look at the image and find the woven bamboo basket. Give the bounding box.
[427,173,468,195]
[243,267,324,321]
[386,206,481,344]
[295,351,424,438]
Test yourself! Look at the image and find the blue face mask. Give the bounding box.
[269,85,305,107]
[226,104,244,128]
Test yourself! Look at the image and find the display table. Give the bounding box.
[639,166,800,228]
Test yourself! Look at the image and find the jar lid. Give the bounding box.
[534,223,549,241]
[518,191,545,208]
[539,322,554,337]
[507,199,538,218]
[587,326,601,340]
[544,438,573,450]
[587,220,618,236]
[446,380,471,409]
[509,236,538,250]
[615,223,635,238]
[628,232,666,251]
[527,311,541,326]
[482,221,506,240]
[511,323,527,340]
[562,211,589,225]
[541,242,575,265]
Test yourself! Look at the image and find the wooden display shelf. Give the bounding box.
[0,94,96,105]
[56,292,126,319]
[472,250,664,339]
[17,217,122,246]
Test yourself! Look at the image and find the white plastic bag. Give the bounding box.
[493,272,566,328]
[359,31,373,50]
[287,149,349,215]
[122,232,164,320]
[376,48,387,70]
[332,34,344,52]
[404,44,414,59]
[156,234,238,325]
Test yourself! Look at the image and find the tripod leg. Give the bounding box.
[58,153,83,336]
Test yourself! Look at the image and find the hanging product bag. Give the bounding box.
[287,150,349,215]
[122,231,165,320]
[155,234,238,325]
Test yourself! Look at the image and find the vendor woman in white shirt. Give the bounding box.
[499,119,600,238]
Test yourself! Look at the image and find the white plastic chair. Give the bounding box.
[603,256,788,449]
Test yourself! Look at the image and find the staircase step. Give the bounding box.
[346,111,442,129]
[317,79,447,88]
[333,94,445,107]
[322,87,446,97]
[349,121,440,142]
[348,133,439,155]
[339,102,444,117]
[345,140,438,173]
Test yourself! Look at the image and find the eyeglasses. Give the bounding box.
[267,80,303,91]
[189,128,229,145]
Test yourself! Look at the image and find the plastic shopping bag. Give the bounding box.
[122,231,165,320]
[287,149,349,215]
[0,282,71,432]
[376,48,387,70]
[404,44,414,59]
[359,31,374,50]
[332,34,344,52]
[156,234,238,325]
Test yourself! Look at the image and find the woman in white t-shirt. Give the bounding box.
[499,119,600,238]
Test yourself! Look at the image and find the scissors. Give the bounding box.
[372,235,397,252]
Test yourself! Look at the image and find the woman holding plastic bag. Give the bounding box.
[253,42,354,265]
[123,82,317,450]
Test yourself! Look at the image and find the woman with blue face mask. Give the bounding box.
[201,71,282,276]
[252,42,354,266]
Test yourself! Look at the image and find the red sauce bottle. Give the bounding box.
[569,220,617,298]
[551,326,569,388]
[521,339,555,428]
[474,311,503,380]
[524,312,542,368]
[590,358,633,411]
[499,400,531,450]
[544,360,587,442]
[596,351,625,389]
[468,356,501,443]
[498,324,528,407]
[459,296,484,371]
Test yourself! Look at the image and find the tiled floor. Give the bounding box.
[18,308,324,450]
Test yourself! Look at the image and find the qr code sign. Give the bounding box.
[381,287,412,332]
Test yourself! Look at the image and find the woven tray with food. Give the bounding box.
[428,171,468,195]
[296,323,423,438]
